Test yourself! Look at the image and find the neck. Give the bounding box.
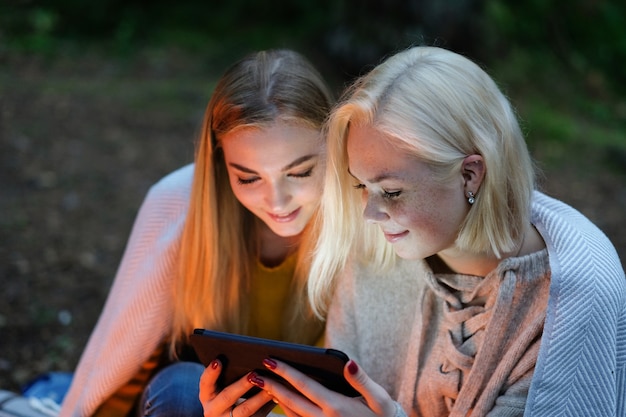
[436,250,501,277]
[437,223,545,277]
[256,220,300,267]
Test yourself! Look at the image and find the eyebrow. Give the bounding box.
[347,168,401,184]
[229,154,317,174]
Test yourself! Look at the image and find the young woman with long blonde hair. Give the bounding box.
[59,48,333,417]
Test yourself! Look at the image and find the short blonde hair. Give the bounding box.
[309,46,535,316]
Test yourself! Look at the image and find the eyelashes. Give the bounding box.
[237,177,259,185]
[383,190,401,199]
[353,183,401,199]
[290,167,314,178]
[236,167,315,185]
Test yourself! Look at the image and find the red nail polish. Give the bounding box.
[210,359,219,369]
[348,360,358,375]
[247,372,265,388]
[263,358,277,370]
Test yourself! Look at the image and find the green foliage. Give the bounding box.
[1,0,624,155]
[484,0,626,95]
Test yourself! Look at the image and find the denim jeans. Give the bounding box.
[137,361,205,417]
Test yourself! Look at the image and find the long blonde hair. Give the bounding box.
[309,46,535,316]
[171,50,333,354]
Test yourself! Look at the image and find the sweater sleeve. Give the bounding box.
[59,165,193,417]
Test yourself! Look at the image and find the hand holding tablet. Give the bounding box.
[189,328,360,398]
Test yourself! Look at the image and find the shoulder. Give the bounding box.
[140,164,194,214]
[147,164,194,201]
[532,191,625,310]
[528,192,626,415]
[349,256,430,307]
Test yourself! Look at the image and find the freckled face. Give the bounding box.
[220,122,324,238]
[346,124,469,260]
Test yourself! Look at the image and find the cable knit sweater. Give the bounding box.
[326,191,626,417]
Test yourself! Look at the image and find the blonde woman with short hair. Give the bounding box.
[249,46,626,417]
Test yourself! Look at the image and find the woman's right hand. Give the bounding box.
[252,358,401,417]
[199,359,276,417]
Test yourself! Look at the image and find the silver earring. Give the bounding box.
[467,191,475,205]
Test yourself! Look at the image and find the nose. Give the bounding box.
[362,194,388,224]
[265,181,291,211]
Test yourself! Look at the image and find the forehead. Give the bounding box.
[221,122,322,167]
[346,124,429,182]
[346,124,408,164]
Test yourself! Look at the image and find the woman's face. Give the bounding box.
[346,124,470,260]
[221,121,325,238]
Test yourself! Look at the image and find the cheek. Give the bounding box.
[395,204,441,234]
[295,178,324,202]
[394,191,458,235]
[229,183,258,210]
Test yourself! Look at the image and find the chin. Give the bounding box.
[271,225,306,238]
[392,245,423,260]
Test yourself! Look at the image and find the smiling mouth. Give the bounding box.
[383,230,409,243]
[268,207,301,223]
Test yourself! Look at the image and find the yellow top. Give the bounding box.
[248,252,297,340]
[247,253,301,415]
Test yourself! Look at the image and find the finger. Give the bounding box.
[280,405,303,417]
[251,399,278,417]
[199,359,222,403]
[200,362,265,416]
[343,360,395,416]
[217,372,262,407]
[262,358,343,406]
[253,361,328,415]
[250,374,315,417]
[233,385,275,417]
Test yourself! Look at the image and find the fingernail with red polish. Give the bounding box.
[348,360,358,375]
[247,372,265,388]
[263,358,277,370]
[210,359,219,369]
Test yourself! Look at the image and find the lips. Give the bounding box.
[268,207,301,223]
[383,230,409,243]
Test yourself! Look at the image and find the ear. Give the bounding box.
[462,154,485,194]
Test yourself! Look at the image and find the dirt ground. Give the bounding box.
[1,50,625,393]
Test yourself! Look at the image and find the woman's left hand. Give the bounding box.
[199,358,276,417]
[249,358,398,417]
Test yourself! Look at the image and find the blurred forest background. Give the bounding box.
[1,0,625,392]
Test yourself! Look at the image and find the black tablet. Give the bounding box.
[189,328,360,397]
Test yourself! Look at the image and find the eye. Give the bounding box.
[237,177,260,185]
[289,167,314,179]
[382,189,401,199]
[353,183,365,190]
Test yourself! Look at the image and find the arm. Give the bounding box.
[59,165,193,417]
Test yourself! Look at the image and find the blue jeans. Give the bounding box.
[137,361,205,417]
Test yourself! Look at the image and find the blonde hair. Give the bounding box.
[171,50,333,354]
[309,46,535,316]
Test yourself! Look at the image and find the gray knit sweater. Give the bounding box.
[326,191,626,417]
